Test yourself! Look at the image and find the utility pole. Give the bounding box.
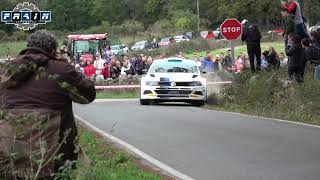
[197,0,200,31]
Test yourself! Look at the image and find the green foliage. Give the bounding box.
[1,0,320,36]
[150,19,173,37]
[171,10,198,31]
[218,67,320,125]
[75,130,161,180]
[121,20,144,37]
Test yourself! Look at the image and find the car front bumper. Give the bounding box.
[141,85,206,101]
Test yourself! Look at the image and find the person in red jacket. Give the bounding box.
[281,0,309,39]
[84,61,96,77]
[206,30,215,39]
[100,63,110,79]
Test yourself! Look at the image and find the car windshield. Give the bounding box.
[161,37,171,42]
[134,41,146,46]
[74,40,99,53]
[149,60,199,74]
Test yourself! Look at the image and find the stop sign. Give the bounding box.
[220,19,242,40]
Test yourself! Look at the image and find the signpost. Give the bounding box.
[220,19,243,60]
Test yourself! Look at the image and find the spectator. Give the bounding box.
[304,30,320,66]
[242,52,251,69]
[281,0,309,40]
[110,60,121,79]
[263,46,280,70]
[279,52,288,67]
[169,37,176,43]
[214,54,223,71]
[105,46,112,64]
[220,53,225,60]
[241,19,262,73]
[156,53,162,60]
[193,53,202,68]
[0,30,96,178]
[223,49,234,72]
[121,60,132,76]
[84,60,96,77]
[123,55,129,62]
[145,56,153,72]
[301,38,311,76]
[94,53,105,75]
[285,33,305,83]
[132,55,148,75]
[261,54,269,70]
[101,63,110,79]
[235,54,244,74]
[206,30,215,39]
[282,10,295,46]
[178,52,185,59]
[75,63,83,74]
[201,52,214,72]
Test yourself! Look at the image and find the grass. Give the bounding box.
[71,126,162,180]
[96,90,139,99]
[207,66,320,125]
[186,41,284,59]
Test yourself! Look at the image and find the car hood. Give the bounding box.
[144,73,202,82]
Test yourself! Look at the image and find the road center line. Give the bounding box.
[75,114,195,180]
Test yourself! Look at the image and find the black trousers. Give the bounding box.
[247,44,261,72]
[288,65,304,83]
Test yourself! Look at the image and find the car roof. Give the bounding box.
[135,40,147,43]
[153,58,197,65]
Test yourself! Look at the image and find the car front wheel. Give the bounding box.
[191,100,205,107]
[140,99,152,105]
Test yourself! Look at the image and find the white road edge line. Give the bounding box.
[75,114,195,180]
[207,109,320,129]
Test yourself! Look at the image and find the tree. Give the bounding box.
[121,20,144,43]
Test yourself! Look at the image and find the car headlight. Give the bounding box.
[146,81,158,86]
[190,81,202,86]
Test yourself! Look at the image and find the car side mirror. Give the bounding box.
[202,71,207,74]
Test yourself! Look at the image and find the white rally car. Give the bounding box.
[140,58,207,106]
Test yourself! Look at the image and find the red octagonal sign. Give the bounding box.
[220,19,242,40]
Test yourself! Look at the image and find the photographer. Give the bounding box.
[0,30,96,178]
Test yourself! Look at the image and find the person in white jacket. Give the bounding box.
[94,53,105,75]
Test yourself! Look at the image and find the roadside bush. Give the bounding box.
[220,66,320,124]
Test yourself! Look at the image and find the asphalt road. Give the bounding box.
[74,100,320,180]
